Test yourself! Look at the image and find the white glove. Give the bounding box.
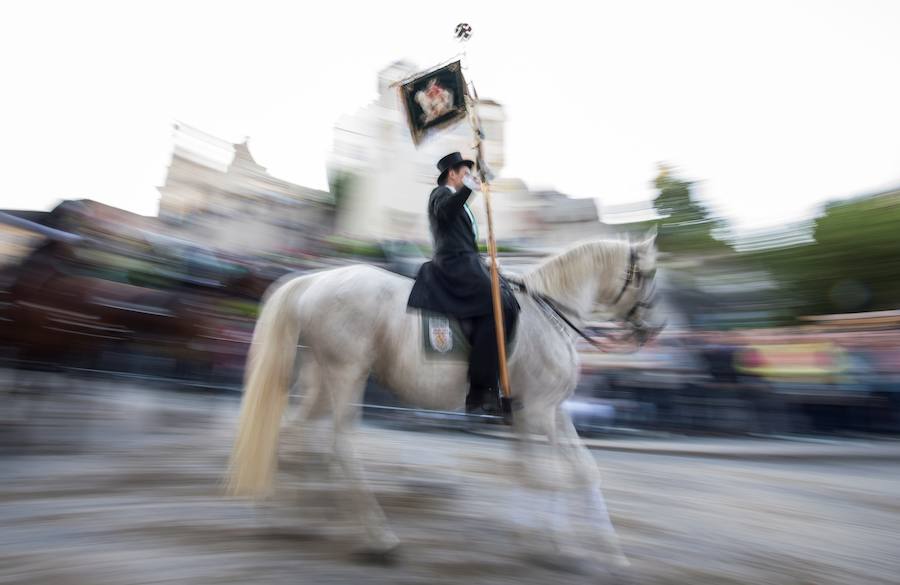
[462,173,482,192]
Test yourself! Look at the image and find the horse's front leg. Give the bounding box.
[508,414,548,542]
[510,406,576,558]
[553,409,629,568]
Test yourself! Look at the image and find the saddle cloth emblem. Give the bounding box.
[428,316,453,353]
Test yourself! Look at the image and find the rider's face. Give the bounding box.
[447,166,469,189]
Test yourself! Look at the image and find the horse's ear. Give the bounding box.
[641,224,658,247]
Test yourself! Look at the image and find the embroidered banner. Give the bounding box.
[399,61,469,146]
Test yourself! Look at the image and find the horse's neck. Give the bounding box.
[524,242,625,319]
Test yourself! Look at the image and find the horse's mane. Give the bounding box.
[523,239,629,312]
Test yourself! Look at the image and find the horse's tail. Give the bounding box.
[227,274,311,497]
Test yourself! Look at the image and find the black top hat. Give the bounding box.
[436,152,475,186]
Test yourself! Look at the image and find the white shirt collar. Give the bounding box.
[445,184,456,194]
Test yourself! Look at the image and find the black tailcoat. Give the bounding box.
[407,184,519,319]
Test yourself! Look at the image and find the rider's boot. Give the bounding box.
[465,385,501,417]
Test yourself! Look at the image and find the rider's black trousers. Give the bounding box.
[467,298,519,392]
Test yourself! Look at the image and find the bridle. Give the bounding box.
[531,245,661,351]
[611,246,640,305]
[614,246,658,335]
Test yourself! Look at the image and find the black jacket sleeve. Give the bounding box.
[431,185,473,224]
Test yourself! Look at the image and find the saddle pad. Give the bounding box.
[421,311,470,360]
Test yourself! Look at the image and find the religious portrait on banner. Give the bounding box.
[399,61,469,146]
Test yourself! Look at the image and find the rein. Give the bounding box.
[535,294,611,351]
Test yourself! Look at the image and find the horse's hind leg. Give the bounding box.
[324,362,399,556]
[282,355,331,473]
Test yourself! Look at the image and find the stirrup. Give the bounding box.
[465,388,501,417]
[499,396,519,424]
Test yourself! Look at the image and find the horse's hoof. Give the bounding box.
[602,542,631,569]
[352,542,400,565]
[525,551,592,575]
[602,556,635,585]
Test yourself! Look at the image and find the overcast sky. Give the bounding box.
[2,0,898,233]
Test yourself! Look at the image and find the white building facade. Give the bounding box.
[158,123,330,256]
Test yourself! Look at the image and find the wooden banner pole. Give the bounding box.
[475,164,512,400]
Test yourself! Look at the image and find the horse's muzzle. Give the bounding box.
[629,318,667,347]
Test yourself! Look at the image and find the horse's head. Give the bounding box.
[525,233,666,347]
[603,229,665,346]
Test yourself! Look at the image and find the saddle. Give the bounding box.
[420,283,522,361]
[414,267,523,360]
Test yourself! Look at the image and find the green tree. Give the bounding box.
[754,191,900,316]
[327,169,356,233]
[652,164,730,253]
[328,170,355,212]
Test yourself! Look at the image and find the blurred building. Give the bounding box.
[530,190,606,246]
[329,61,604,246]
[0,210,48,268]
[0,200,154,267]
[158,123,331,257]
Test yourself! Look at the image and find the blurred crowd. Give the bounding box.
[1,199,348,387]
[573,326,900,434]
[0,198,441,387]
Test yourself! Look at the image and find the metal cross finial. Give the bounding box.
[455,23,472,41]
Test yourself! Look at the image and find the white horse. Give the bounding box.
[227,235,662,565]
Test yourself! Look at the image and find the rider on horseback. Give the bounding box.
[408,152,520,416]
